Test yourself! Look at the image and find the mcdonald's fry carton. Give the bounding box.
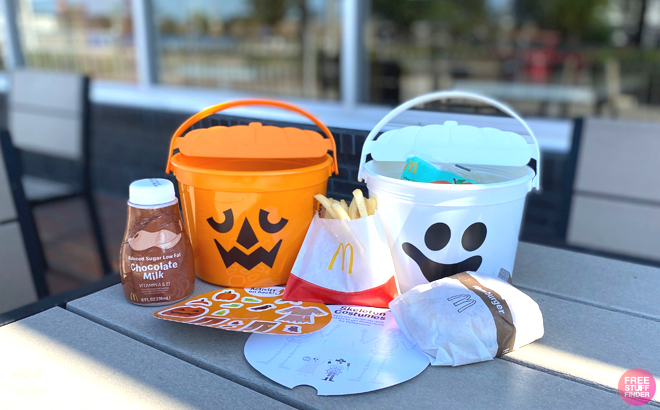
[282,212,399,308]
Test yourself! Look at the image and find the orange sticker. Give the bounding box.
[154,286,332,335]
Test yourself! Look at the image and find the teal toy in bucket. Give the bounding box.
[401,156,479,184]
[357,91,541,293]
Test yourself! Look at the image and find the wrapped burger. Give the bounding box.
[389,271,543,366]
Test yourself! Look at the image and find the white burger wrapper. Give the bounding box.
[389,271,543,366]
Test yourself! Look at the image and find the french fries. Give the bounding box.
[332,203,351,220]
[352,189,368,218]
[367,197,377,216]
[340,200,349,213]
[314,194,339,219]
[348,198,359,220]
[314,190,377,220]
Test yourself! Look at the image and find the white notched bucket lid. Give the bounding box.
[358,91,541,190]
[371,121,535,167]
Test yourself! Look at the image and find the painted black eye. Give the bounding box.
[207,209,234,233]
[462,222,487,251]
[259,209,288,233]
[424,223,451,251]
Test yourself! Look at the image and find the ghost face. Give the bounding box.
[378,188,528,294]
[402,222,486,282]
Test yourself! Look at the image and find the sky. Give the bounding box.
[26,0,331,20]
[29,0,127,16]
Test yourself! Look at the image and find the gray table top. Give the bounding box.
[515,242,660,320]
[0,307,293,410]
[65,242,660,409]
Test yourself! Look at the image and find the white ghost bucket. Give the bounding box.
[358,91,540,293]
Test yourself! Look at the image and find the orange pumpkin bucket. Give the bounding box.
[166,100,338,288]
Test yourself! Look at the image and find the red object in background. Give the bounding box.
[526,49,551,83]
[495,29,589,85]
[523,47,587,83]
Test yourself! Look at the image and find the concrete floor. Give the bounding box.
[33,192,127,295]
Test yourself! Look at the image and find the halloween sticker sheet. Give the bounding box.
[154,286,332,335]
[244,305,430,395]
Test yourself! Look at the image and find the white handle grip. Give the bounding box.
[357,91,540,190]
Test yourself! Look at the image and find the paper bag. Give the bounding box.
[389,272,544,366]
[283,212,399,308]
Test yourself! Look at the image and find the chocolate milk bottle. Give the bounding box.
[120,178,195,306]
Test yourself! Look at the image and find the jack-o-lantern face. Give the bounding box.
[402,222,486,282]
[207,209,289,271]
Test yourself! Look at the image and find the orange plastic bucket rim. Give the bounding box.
[170,153,335,193]
[166,99,338,175]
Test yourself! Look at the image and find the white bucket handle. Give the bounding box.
[357,91,541,190]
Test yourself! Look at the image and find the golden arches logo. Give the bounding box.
[130,292,138,301]
[328,243,354,274]
[404,160,418,174]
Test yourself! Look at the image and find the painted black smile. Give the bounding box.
[215,239,282,270]
[402,242,483,282]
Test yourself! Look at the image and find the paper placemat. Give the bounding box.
[154,286,332,335]
[245,305,430,395]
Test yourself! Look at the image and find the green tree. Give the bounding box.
[159,18,179,35]
[190,13,210,35]
[371,0,487,37]
[250,0,297,26]
[515,0,610,43]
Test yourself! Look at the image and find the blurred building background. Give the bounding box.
[4,0,660,117]
[0,0,659,295]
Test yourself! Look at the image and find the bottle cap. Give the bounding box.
[129,178,176,206]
